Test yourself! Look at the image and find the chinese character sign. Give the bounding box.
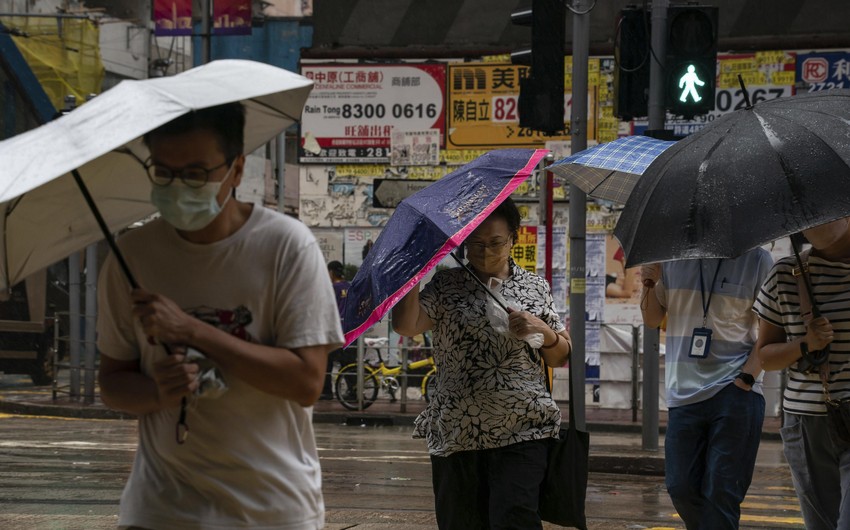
[446,63,597,149]
[300,64,446,164]
[797,51,850,91]
[153,0,192,36]
[513,226,538,273]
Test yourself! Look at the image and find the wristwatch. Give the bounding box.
[735,372,755,386]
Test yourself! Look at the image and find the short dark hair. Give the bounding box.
[489,197,522,242]
[327,260,344,278]
[144,102,246,162]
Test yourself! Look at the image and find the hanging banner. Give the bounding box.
[153,0,192,36]
[214,0,252,35]
[300,63,446,163]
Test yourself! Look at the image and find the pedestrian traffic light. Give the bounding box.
[510,0,566,133]
[665,5,718,118]
[614,6,650,120]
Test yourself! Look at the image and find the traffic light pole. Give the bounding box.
[569,0,590,431]
[642,0,668,452]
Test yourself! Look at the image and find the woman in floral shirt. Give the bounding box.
[393,198,571,529]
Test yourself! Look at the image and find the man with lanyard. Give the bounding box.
[640,247,773,529]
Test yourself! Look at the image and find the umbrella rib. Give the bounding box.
[251,98,300,125]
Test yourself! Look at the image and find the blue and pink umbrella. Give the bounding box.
[343,148,548,345]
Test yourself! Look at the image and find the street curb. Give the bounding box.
[0,398,135,420]
[0,398,782,442]
[590,454,665,476]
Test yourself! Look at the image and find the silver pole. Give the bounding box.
[568,0,589,431]
[356,335,365,411]
[68,252,81,400]
[276,133,286,213]
[642,0,669,452]
[83,245,97,404]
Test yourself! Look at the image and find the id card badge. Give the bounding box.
[688,327,712,358]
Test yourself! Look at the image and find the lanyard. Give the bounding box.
[699,259,723,327]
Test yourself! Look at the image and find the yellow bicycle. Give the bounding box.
[334,340,437,410]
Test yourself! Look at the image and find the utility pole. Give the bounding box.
[569,0,590,430]
[641,0,669,452]
[200,0,211,64]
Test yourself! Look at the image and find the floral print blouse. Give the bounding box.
[414,259,565,456]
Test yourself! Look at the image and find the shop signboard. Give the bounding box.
[300,64,446,163]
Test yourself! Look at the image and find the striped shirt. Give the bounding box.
[655,248,773,408]
[753,255,850,415]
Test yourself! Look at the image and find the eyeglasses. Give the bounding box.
[466,239,511,252]
[144,158,231,188]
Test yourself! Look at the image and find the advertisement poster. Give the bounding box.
[344,227,383,267]
[512,226,538,273]
[390,129,440,166]
[300,64,446,163]
[153,0,192,36]
[796,51,850,91]
[586,233,605,375]
[446,61,597,149]
[213,0,252,35]
[603,234,645,325]
[258,0,312,17]
[311,228,344,264]
[536,226,568,315]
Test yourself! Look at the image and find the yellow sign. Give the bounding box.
[512,226,538,273]
[571,278,586,294]
[446,63,597,149]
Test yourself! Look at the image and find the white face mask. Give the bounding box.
[150,165,233,231]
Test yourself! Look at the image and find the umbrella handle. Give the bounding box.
[450,253,509,312]
[71,169,139,289]
[72,168,188,443]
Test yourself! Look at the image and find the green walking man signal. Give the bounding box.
[678,64,705,103]
[664,5,718,117]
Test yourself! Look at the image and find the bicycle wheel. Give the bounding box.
[335,364,379,410]
[423,369,437,403]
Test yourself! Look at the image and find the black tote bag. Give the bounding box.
[537,348,589,529]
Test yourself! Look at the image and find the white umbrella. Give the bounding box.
[0,59,312,291]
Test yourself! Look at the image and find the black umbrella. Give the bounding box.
[614,88,850,267]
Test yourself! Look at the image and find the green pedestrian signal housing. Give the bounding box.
[665,5,719,118]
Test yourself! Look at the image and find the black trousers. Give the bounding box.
[322,346,357,394]
[430,438,549,530]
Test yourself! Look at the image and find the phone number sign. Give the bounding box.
[299,64,446,163]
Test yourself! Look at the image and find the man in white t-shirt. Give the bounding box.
[96,102,343,530]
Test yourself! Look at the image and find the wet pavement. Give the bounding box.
[0,372,783,478]
[0,373,799,529]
